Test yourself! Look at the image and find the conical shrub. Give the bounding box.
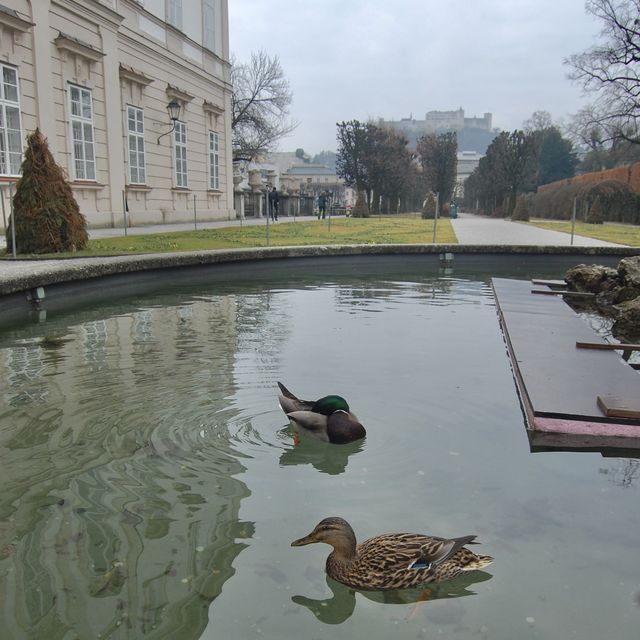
[421,193,436,219]
[512,194,530,221]
[6,129,88,253]
[586,196,604,224]
[351,191,369,218]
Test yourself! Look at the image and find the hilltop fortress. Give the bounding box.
[379,108,496,153]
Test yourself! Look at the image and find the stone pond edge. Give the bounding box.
[1,243,639,297]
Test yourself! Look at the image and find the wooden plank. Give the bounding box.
[598,395,640,420]
[531,289,595,298]
[528,429,640,457]
[492,278,640,426]
[531,279,567,287]
[576,341,640,352]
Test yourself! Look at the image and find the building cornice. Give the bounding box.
[52,0,123,29]
[117,32,232,93]
[119,63,153,87]
[166,84,194,103]
[203,100,224,116]
[0,4,34,32]
[54,32,105,62]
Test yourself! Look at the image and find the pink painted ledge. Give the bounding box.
[534,416,640,438]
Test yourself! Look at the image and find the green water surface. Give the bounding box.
[0,256,638,639]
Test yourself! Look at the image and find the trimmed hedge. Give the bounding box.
[528,180,640,224]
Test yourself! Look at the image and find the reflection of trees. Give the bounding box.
[333,277,460,313]
[0,299,254,639]
[292,571,493,625]
[599,459,640,488]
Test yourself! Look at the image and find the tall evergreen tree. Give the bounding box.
[336,120,371,194]
[416,132,458,206]
[490,130,535,216]
[7,129,88,253]
[535,127,578,186]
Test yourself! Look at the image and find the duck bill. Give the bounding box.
[291,532,317,547]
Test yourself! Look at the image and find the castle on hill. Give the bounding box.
[379,108,497,154]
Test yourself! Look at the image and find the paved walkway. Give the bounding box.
[450,212,623,247]
[87,214,320,239]
[0,212,632,294]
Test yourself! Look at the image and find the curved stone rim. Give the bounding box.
[1,243,638,297]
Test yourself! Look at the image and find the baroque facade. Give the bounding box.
[0,0,233,228]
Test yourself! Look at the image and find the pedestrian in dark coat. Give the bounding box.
[268,187,279,221]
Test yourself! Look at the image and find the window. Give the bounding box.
[167,0,182,29]
[127,105,146,184]
[209,131,219,190]
[174,120,187,187]
[69,85,96,180]
[203,0,215,51]
[0,65,23,176]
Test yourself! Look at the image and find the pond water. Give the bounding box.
[0,255,638,640]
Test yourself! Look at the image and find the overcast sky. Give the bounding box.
[229,1,602,155]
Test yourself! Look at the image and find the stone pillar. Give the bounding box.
[100,25,125,228]
[30,1,56,154]
[248,169,263,217]
[233,173,244,219]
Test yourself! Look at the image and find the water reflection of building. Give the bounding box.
[0,295,254,638]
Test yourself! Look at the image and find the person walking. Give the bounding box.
[318,192,327,219]
[268,187,279,221]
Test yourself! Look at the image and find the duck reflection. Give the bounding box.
[278,426,365,475]
[292,571,493,624]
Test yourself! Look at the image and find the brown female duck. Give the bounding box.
[291,517,493,591]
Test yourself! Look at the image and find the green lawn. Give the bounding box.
[524,220,640,246]
[3,216,457,258]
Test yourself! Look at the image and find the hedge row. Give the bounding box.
[527,180,640,224]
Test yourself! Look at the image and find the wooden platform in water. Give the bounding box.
[492,278,640,454]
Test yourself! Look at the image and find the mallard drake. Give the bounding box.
[277,382,366,444]
[291,517,493,591]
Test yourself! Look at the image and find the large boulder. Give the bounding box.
[611,297,640,342]
[564,258,640,339]
[564,264,618,293]
[564,256,640,342]
[618,256,640,288]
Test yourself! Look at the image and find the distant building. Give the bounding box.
[280,164,354,207]
[455,151,483,198]
[379,108,497,154]
[0,0,233,229]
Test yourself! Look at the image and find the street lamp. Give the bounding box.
[157,99,181,143]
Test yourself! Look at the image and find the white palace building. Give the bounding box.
[0,0,234,229]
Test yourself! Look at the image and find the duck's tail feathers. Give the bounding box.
[277,382,298,400]
[462,554,494,570]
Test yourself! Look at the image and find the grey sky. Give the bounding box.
[229,1,601,154]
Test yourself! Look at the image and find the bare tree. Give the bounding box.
[566,0,640,144]
[231,51,298,162]
[523,110,554,133]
